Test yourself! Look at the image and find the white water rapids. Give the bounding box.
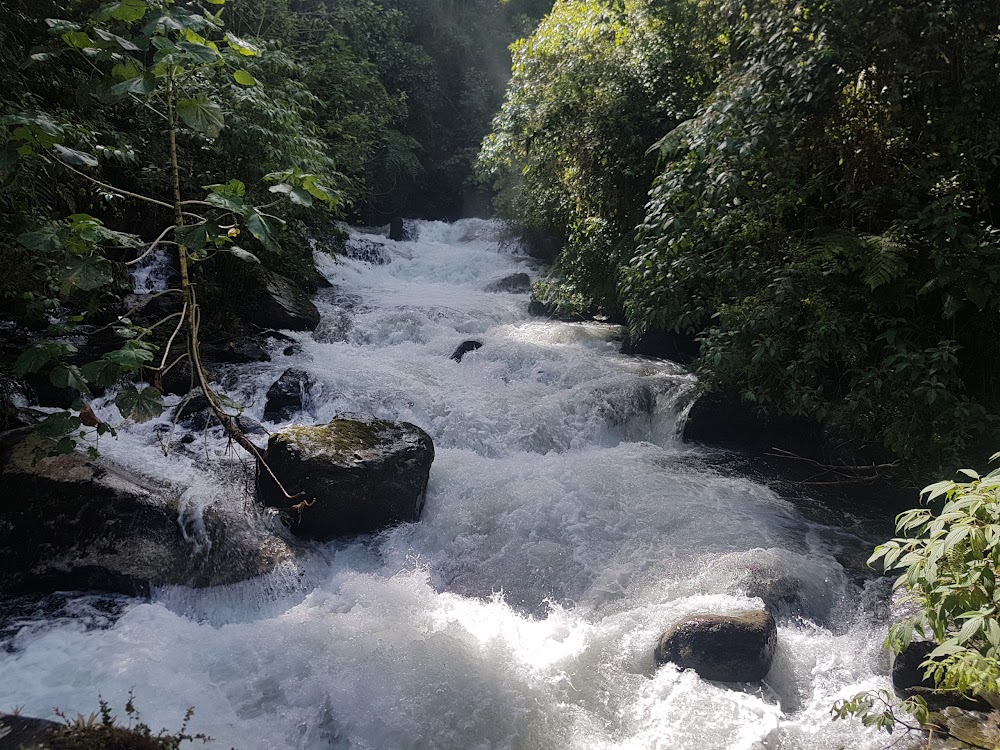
[0,220,895,749]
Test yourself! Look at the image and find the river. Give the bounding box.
[0,219,893,749]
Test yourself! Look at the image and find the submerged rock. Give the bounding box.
[655,610,777,682]
[252,270,321,331]
[389,217,411,242]
[257,414,434,539]
[450,340,483,362]
[263,368,315,422]
[483,273,531,294]
[0,435,295,595]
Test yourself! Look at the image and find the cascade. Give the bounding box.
[0,220,890,749]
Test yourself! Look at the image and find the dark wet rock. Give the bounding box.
[621,329,699,364]
[892,639,938,695]
[157,358,216,397]
[682,389,821,457]
[202,336,271,364]
[283,345,301,357]
[258,414,435,540]
[263,368,315,422]
[0,714,61,750]
[344,237,391,265]
[484,273,531,294]
[527,298,590,322]
[742,573,802,614]
[655,610,777,682]
[171,390,216,430]
[251,270,320,332]
[389,217,410,242]
[450,340,483,362]
[0,435,296,596]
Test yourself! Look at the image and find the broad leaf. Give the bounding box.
[37,412,81,438]
[244,211,285,249]
[233,69,257,86]
[176,96,224,137]
[14,341,76,376]
[96,0,147,22]
[115,385,163,422]
[17,226,62,251]
[80,357,125,386]
[226,246,260,263]
[53,144,99,168]
[224,32,259,56]
[50,364,90,394]
[58,256,113,295]
[110,72,156,97]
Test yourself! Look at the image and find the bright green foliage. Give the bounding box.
[485,0,1000,469]
[870,454,1000,698]
[831,689,928,736]
[480,0,722,312]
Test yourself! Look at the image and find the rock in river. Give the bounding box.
[252,270,321,331]
[263,367,315,422]
[483,272,531,294]
[257,414,434,539]
[655,609,777,682]
[0,434,295,595]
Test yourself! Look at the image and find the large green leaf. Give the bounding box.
[110,72,156,97]
[80,357,125,386]
[176,96,224,137]
[226,246,260,263]
[233,69,257,86]
[58,256,113,295]
[17,226,63,251]
[37,412,81,438]
[14,341,76,376]
[245,212,285,250]
[50,364,90,394]
[96,0,147,22]
[53,144,99,168]
[224,32,259,56]
[115,385,164,422]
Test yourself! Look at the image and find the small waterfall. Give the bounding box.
[129,246,175,292]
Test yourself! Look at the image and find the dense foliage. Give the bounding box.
[483,0,1000,470]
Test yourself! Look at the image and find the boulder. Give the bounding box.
[0,435,295,595]
[484,273,531,294]
[0,714,61,750]
[344,237,392,266]
[620,329,699,364]
[257,414,434,539]
[202,336,271,364]
[251,270,320,332]
[450,340,483,362]
[389,217,411,242]
[655,610,777,682]
[263,368,314,422]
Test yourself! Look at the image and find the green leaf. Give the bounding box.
[58,256,113,295]
[233,69,257,86]
[115,385,163,422]
[225,246,259,263]
[96,0,147,22]
[14,341,76,376]
[176,96,224,137]
[17,226,63,251]
[110,72,156,97]
[80,358,125,386]
[53,144,98,168]
[244,211,285,250]
[37,412,81,438]
[50,364,90,394]
[205,179,245,197]
[224,32,259,56]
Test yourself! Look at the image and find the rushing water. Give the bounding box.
[0,220,894,749]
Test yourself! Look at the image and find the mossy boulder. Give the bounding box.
[0,434,295,595]
[655,609,777,683]
[257,414,434,539]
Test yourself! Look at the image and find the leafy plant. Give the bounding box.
[1,0,335,492]
[869,453,1000,699]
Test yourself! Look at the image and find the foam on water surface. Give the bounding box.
[0,219,891,749]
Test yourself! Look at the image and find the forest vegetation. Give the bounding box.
[481,0,1000,473]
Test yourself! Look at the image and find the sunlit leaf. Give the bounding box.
[115,385,163,422]
[176,96,224,137]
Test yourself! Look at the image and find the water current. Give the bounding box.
[0,220,894,749]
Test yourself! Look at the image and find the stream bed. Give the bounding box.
[0,220,894,749]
